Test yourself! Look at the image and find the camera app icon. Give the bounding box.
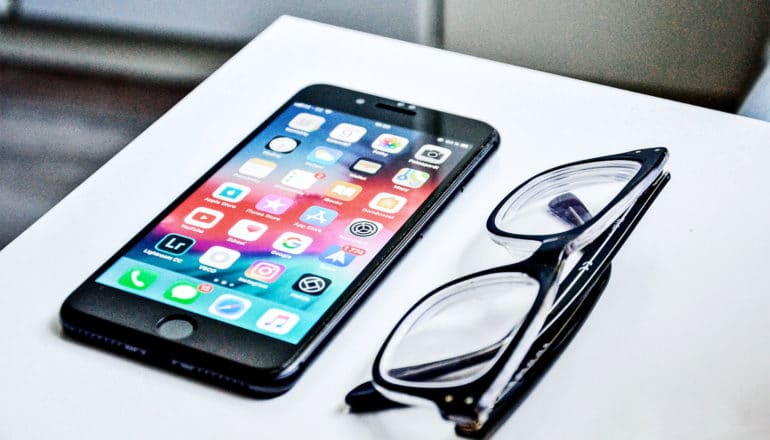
[414,144,452,165]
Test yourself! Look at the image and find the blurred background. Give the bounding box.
[1,0,769,249]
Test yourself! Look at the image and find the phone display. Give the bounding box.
[96,103,472,344]
[61,85,498,395]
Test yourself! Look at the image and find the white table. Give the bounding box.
[3,16,770,439]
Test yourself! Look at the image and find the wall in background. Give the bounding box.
[739,41,770,121]
[8,0,769,111]
[19,0,440,45]
[443,0,769,110]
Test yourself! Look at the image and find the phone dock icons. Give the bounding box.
[164,281,201,304]
[118,268,158,291]
[257,308,300,335]
[209,294,251,320]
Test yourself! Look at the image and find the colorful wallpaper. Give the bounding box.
[97,102,472,344]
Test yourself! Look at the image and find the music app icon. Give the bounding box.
[256,308,299,335]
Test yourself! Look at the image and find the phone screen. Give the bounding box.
[95,101,476,344]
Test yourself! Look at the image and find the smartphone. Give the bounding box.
[60,84,499,396]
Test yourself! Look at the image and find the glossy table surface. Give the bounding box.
[2,16,770,439]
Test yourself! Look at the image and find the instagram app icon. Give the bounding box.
[245,261,285,283]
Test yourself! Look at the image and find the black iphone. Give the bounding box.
[60,84,499,396]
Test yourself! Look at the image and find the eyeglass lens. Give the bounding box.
[495,160,641,236]
[378,273,539,387]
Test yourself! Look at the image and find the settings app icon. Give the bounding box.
[346,218,383,238]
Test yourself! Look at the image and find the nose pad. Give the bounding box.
[547,192,593,227]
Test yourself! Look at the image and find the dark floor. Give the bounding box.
[0,63,193,249]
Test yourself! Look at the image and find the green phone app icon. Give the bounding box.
[118,268,158,291]
[163,281,201,304]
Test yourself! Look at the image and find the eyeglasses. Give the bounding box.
[345,148,670,438]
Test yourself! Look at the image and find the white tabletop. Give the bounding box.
[3,16,770,439]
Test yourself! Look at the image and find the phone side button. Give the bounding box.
[157,316,196,340]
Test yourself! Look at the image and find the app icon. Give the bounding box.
[155,234,195,255]
[184,207,224,229]
[369,192,407,214]
[256,194,294,215]
[266,136,300,153]
[272,232,313,255]
[244,261,285,283]
[256,308,299,335]
[208,294,251,320]
[199,246,241,269]
[300,206,338,227]
[372,133,409,154]
[118,268,158,290]
[164,281,200,304]
[414,144,452,164]
[329,123,367,143]
[228,219,268,241]
[325,181,363,201]
[392,168,430,189]
[239,158,277,178]
[288,112,325,132]
[281,169,318,190]
[347,218,383,238]
[319,245,356,267]
[293,274,332,296]
[351,158,383,175]
[307,146,343,165]
[213,182,251,203]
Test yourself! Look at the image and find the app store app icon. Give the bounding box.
[300,206,338,227]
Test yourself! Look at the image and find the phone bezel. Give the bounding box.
[60,84,499,394]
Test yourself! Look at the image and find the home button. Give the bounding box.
[157,316,195,340]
